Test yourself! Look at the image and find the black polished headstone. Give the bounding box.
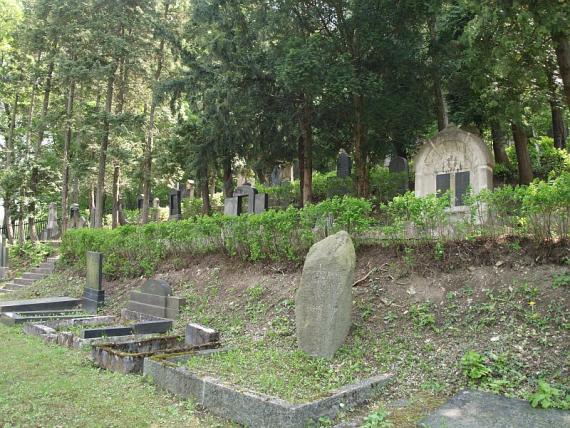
[169,188,182,220]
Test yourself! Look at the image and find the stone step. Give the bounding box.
[4,283,25,291]
[0,288,14,294]
[14,278,35,286]
[38,262,55,270]
[47,256,60,262]
[22,272,46,280]
[33,267,53,275]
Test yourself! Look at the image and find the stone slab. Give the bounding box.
[185,323,220,346]
[144,354,392,428]
[132,319,173,335]
[0,310,94,326]
[127,301,167,318]
[0,297,81,313]
[81,326,133,339]
[130,291,167,307]
[418,390,570,428]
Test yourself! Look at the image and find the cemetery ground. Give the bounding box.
[1,238,569,426]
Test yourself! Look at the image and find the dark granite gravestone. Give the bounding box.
[388,156,409,194]
[419,389,570,428]
[127,279,185,319]
[336,149,352,178]
[169,188,182,220]
[83,251,104,314]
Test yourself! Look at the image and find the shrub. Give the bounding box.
[60,197,372,279]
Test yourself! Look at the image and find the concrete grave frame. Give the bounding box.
[414,125,494,215]
[144,352,393,428]
[92,337,220,374]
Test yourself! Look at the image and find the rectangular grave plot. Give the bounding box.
[132,319,173,335]
[0,297,81,313]
[144,354,392,428]
[92,337,218,374]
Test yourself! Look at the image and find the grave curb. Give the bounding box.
[143,354,393,428]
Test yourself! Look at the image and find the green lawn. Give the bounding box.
[0,324,218,427]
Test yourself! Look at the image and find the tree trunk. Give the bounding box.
[89,184,96,228]
[299,93,313,206]
[298,135,305,207]
[112,165,120,228]
[429,17,448,131]
[491,122,509,164]
[223,158,233,197]
[511,121,534,185]
[4,201,14,244]
[141,2,169,225]
[550,99,568,150]
[94,67,117,228]
[6,93,18,170]
[27,77,38,241]
[552,31,570,109]
[61,79,75,234]
[200,167,211,216]
[353,94,369,197]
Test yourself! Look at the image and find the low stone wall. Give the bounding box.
[144,353,392,428]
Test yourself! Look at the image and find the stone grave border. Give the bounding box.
[143,353,393,428]
[92,337,220,374]
[1,309,97,326]
[23,316,169,350]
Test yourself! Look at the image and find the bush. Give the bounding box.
[8,241,52,269]
[369,165,410,203]
[60,197,372,279]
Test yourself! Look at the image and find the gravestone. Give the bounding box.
[270,165,282,186]
[82,251,104,314]
[169,188,182,220]
[41,202,60,240]
[137,194,153,210]
[223,196,242,216]
[336,149,352,178]
[254,193,269,214]
[234,183,258,213]
[187,180,195,199]
[414,125,493,209]
[389,156,409,194]
[126,279,185,319]
[296,231,356,358]
[152,198,161,222]
[185,323,220,346]
[69,204,80,228]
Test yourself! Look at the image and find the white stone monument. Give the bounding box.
[414,125,493,211]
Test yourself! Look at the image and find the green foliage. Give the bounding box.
[461,351,492,381]
[369,166,409,203]
[362,409,393,428]
[60,197,371,279]
[8,242,51,268]
[552,273,570,289]
[529,381,569,410]
[409,303,436,329]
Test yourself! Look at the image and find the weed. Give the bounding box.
[409,303,436,329]
[434,241,444,261]
[362,409,393,428]
[552,272,570,289]
[529,381,569,410]
[460,351,491,381]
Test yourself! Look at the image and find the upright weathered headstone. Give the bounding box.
[389,156,409,194]
[234,183,258,214]
[169,188,182,220]
[270,165,282,186]
[82,251,104,314]
[295,231,356,358]
[254,193,269,214]
[41,202,60,240]
[125,279,185,319]
[223,196,242,216]
[336,149,352,178]
[153,198,161,222]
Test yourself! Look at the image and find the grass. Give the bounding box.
[185,338,376,403]
[0,324,217,427]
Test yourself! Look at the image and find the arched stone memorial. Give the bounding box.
[414,125,494,211]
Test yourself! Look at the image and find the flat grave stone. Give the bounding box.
[0,310,96,326]
[81,326,134,339]
[418,390,570,428]
[0,297,81,313]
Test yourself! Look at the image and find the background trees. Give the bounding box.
[0,0,568,235]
